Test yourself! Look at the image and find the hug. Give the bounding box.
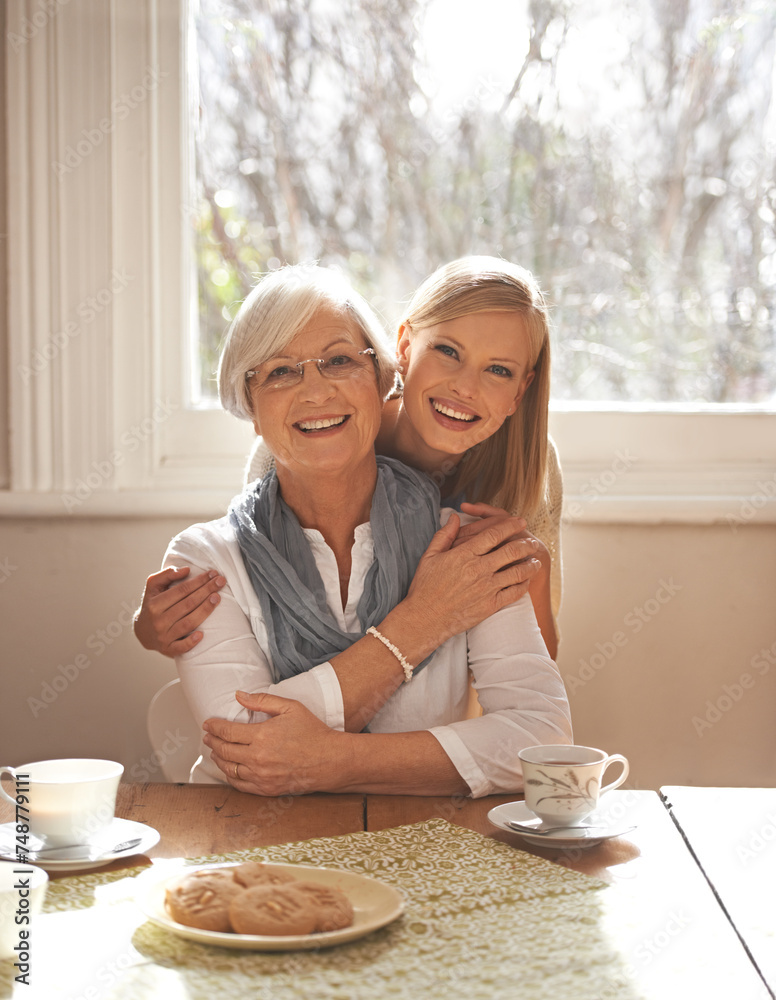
[137,257,572,795]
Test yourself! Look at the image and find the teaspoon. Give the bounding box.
[1,837,143,863]
[507,821,633,837]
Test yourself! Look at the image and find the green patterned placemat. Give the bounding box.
[4,818,642,1000]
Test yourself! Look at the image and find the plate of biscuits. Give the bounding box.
[136,861,405,950]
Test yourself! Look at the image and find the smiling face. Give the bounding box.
[248,306,383,486]
[397,310,535,460]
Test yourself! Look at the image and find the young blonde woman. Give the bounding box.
[135,256,563,659]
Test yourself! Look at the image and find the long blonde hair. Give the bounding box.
[403,256,550,516]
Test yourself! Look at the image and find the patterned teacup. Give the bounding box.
[518,745,629,826]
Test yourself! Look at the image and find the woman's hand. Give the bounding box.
[455,501,524,543]
[202,692,469,796]
[133,566,225,657]
[458,501,550,581]
[391,510,541,654]
[202,691,339,795]
[458,502,557,657]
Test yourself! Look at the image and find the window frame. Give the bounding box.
[2,0,774,525]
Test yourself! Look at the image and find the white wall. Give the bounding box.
[559,520,776,788]
[2,514,774,790]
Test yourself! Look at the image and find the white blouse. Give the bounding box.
[164,510,572,797]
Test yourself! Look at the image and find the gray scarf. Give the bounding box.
[228,456,440,681]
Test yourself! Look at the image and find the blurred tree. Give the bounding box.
[192,0,776,404]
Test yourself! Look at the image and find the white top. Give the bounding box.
[164,510,572,797]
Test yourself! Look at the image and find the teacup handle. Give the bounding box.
[600,754,629,794]
[0,766,20,807]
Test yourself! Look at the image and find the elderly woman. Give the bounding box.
[162,264,571,796]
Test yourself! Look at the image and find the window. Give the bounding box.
[192,0,776,406]
[2,0,774,523]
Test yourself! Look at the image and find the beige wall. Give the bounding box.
[559,520,776,789]
[1,514,774,790]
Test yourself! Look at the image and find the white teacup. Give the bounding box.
[0,863,48,961]
[0,759,123,848]
[518,744,629,826]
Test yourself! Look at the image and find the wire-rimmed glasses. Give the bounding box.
[246,348,377,391]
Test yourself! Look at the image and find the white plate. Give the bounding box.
[0,817,160,871]
[137,862,405,951]
[487,801,635,849]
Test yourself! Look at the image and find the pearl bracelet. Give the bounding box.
[366,626,414,683]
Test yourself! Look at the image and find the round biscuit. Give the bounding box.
[293,881,354,932]
[165,869,243,932]
[229,884,318,936]
[231,861,297,889]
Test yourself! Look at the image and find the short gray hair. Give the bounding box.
[218,264,396,421]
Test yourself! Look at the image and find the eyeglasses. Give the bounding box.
[246,348,377,391]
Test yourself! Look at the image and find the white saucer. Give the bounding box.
[487,801,635,849]
[137,862,405,951]
[0,817,160,871]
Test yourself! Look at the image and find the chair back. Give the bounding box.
[146,678,201,782]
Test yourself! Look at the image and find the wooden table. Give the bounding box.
[365,790,771,999]
[661,785,776,997]
[0,784,771,999]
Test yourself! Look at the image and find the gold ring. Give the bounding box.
[233,761,240,780]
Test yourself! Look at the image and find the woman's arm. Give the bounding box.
[202,692,470,796]
[170,562,474,793]
[166,512,543,741]
[455,501,558,659]
[131,502,534,665]
[199,591,570,799]
[523,435,564,651]
[518,533,557,659]
[133,566,225,655]
[132,434,270,658]
[426,595,571,797]
[322,510,543,731]
[161,527,346,739]
[201,595,571,798]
